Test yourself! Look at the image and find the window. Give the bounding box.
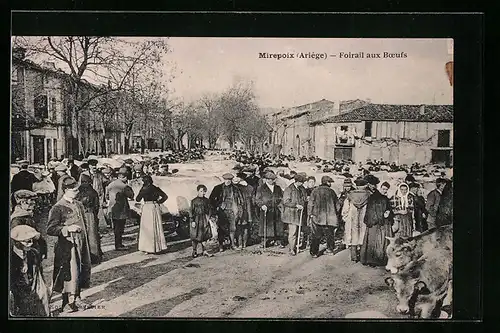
[341,125,348,131]
[34,95,49,119]
[364,121,373,137]
[50,97,57,121]
[437,130,451,147]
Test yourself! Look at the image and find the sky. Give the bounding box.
[165,38,453,108]
[15,37,453,109]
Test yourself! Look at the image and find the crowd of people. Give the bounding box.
[9,150,453,317]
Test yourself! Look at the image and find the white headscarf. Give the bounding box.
[397,183,410,210]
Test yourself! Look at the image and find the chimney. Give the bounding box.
[12,47,26,60]
[333,99,340,115]
[419,105,425,116]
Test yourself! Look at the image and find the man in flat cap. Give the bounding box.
[104,169,135,251]
[55,164,73,202]
[436,178,453,227]
[209,173,245,251]
[360,174,394,267]
[307,176,340,258]
[426,177,447,229]
[11,160,41,209]
[341,177,371,262]
[47,177,92,313]
[10,225,50,317]
[11,189,48,259]
[255,171,285,248]
[282,174,308,255]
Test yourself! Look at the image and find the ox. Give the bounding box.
[385,225,452,274]
[385,248,452,319]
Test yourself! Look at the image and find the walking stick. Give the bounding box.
[263,209,267,250]
[296,208,304,254]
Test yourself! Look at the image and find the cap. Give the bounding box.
[80,162,89,169]
[14,189,37,201]
[54,164,68,172]
[88,159,98,166]
[222,173,234,180]
[364,174,380,185]
[354,177,368,186]
[343,178,353,185]
[102,167,113,175]
[409,182,420,189]
[321,175,334,184]
[294,174,307,183]
[11,225,40,242]
[79,173,92,184]
[61,177,78,191]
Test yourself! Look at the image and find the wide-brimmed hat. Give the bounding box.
[11,225,40,242]
[14,189,37,201]
[222,173,234,180]
[354,177,368,186]
[321,175,334,184]
[364,174,380,185]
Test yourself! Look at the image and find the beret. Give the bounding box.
[14,189,37,200]
[11,225,40,242]
[222,173,234,180]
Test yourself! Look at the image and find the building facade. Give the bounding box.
[310,104,453,166]
[11,52,69,164]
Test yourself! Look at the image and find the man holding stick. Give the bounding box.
[281,174,308,256]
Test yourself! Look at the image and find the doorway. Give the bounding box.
[295,135,301,156]
[334,147,353,161]
[32,135,45,164]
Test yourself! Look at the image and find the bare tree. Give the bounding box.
[14,37,171,157]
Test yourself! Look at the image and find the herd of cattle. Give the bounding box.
[384,225,453,319]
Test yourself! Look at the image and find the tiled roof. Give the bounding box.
[314,104,453,124]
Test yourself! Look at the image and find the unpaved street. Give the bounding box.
[40,157,418,318]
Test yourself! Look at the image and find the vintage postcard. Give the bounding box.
[10,36,453,319]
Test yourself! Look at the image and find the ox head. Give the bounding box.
[385,276,431,316]
[385,236,417,274]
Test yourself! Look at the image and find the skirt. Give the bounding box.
[360,223,393,266]
[138,202,168,254]
[84,211,103,264]
[395,214,413,238]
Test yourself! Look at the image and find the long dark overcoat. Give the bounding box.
[255,183,284,237]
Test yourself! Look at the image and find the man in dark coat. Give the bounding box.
[282,174,307,255]
[104,169,135,250]
[255,171,284,248]
[426,178,447,229]
[436,179,453,227]
[67,159,81,182]
[11,160,41,209]
[360,174,394,267]
[232,176,254,249]
[209,173,245,251]
[409,182,428,232]
[47,177,92,313]
[307,175,339,257]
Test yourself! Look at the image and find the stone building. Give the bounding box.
[310,104,453,166]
